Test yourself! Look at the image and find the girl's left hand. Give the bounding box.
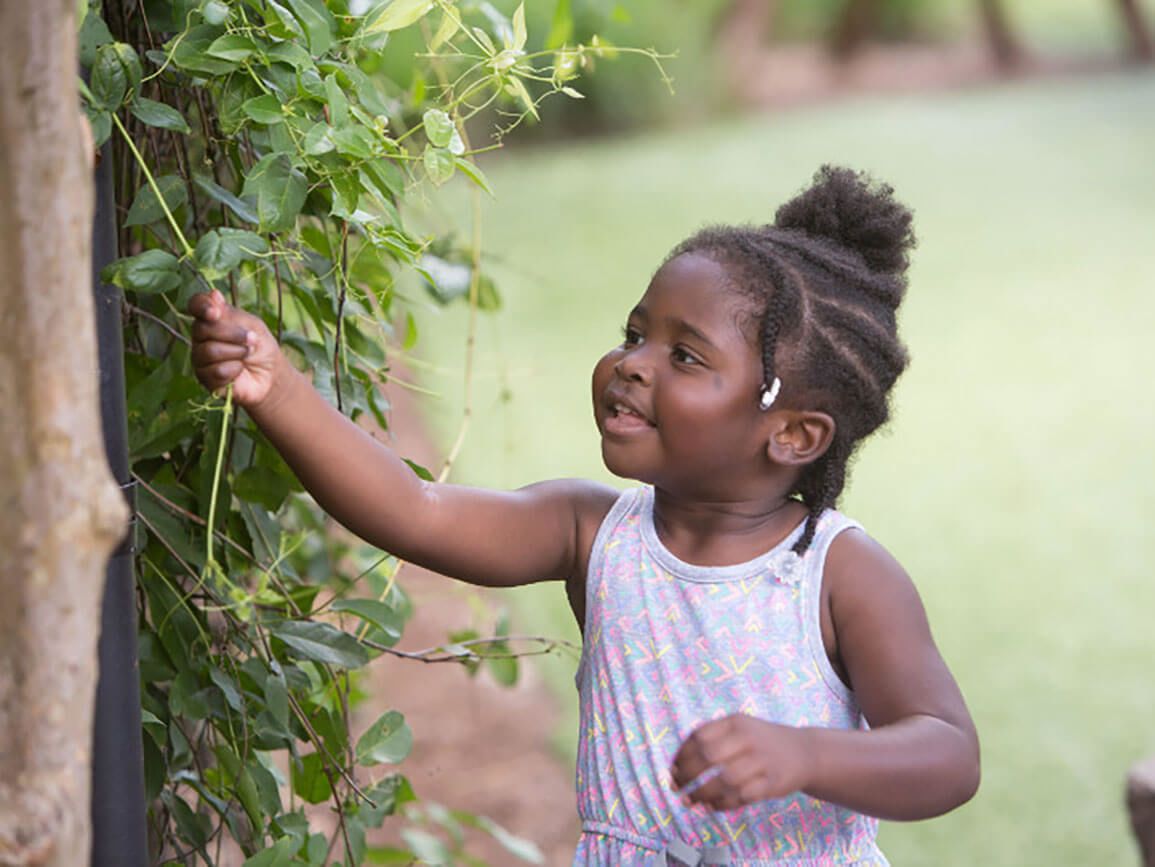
[669,714,813,811]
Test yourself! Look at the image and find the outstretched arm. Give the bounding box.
[670,529,980,820]
[189,290,614,590]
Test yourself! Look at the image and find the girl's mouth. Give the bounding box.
[603,402,656,435]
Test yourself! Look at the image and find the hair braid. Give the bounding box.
[665,166,915,557]
[791,438,847,556]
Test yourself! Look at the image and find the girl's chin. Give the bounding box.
[599,446,655,484]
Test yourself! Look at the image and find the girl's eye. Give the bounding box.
[672,346,700,365]
[622,326,642,347]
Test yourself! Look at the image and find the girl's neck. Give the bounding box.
[649,486,806,568]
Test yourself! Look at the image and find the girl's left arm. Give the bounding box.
[671,530,980,820]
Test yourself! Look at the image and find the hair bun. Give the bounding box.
[774,165,916,275]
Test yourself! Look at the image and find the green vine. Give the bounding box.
[79,0,662,863]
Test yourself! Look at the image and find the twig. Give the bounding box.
[361,634,580,664]
[126,302,190,344]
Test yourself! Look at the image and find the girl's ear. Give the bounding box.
[766,411,835,467]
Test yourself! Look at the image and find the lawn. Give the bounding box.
[406,68,1155,866]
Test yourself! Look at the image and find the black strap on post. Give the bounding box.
[90,126,149,867]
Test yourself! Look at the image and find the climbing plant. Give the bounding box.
[78,1,663,863]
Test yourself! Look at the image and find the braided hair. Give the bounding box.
[667,165,916,555]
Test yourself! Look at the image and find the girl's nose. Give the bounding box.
[614,349,652,384]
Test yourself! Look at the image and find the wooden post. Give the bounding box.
[1128,756,1155,867]
[0,1,129,864]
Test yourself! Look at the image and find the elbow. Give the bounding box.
[955,731,982,808]
[936,726,981,816]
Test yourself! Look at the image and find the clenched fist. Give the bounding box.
[670,714,814,812]
[188,290,284,408]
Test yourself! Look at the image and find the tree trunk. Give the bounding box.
[830,0,879,62]
[1116,0,1154,62]
[978,0,1024,70]
[1129,756,1155,867]
[0,2,129,865]
[716,0,778,58]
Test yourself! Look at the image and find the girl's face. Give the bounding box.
[591,253,773,498]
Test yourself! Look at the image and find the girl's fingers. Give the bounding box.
[191,339,249,368]
[191,317,251,347]
[187,291,220,321]
[201,360,244,388]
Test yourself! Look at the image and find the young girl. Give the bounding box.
[190,165,979,866]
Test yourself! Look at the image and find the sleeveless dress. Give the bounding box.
[573,487,889,867]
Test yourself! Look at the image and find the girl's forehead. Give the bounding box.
[640,253,756,319]
[634,253,762,349]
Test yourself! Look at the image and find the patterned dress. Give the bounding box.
[573,487,889,866]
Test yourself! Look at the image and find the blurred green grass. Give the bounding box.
[407,68,1155,865]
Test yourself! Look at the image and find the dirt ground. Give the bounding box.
[357,383,579,867]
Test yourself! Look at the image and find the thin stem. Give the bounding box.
[110,110,195,258]
[204,386,233,572]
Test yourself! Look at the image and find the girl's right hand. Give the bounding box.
[189,290,282,408]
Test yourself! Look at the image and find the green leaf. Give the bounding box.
[90,42,142,110]
[511,3,527,52]
[422,146,455,186]
[205,33,257,62]
[201,0,231,26]
[331,126,378,159]
[459,813,544,863]
[477,273,502,311]
[403,311,419,350]
[242,94,286,125]
[265,0,304,40]
[545,0,573,50]
[266,41,315,71]
[291,752,332,805]
[263,674,290,735]
[486,649,518,687]
[360,0,435,36]
[454,157,494,197]
[168,25,238,75]
[284,0,335,55]
[504,76,539,119]
[232,463,291,511]
[400,829,451,864]
[194,228,269,280]
[302,122,335,155]
[103,249,182,294]
[430,6,462,50]
[422,109,455,148]
[324,74,349,128]
[170,670,211,720]
[330,172,361,219]
[331,599,404,645]
[355,711,412,766]
[79,10,114,68]
[472,26,496,55]
[241,835,295,867]
[193,174,259,224]
[241,154,307,234]
[208,667,244,711]
[130,98,191,134]
[124,174,187,227]
[87,109,112,149]
[270,620,369,668]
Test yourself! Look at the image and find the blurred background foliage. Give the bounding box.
[404,1,1155,865]
[376,0,1155,135]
